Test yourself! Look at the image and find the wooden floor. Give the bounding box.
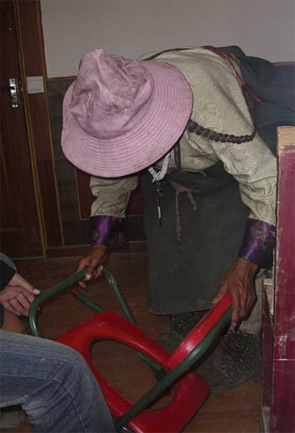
[1,251,261,433]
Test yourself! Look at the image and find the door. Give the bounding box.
[0,0,42,258]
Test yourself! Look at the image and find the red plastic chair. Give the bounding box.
[29,269,232,433]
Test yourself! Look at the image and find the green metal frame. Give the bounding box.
[29,269,84,337]
[73,269,137,324]
[29,269,137,337]
[29,269,165,374]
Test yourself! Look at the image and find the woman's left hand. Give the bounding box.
[212,257,259,327]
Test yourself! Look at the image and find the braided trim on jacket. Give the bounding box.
[187,119,256,144]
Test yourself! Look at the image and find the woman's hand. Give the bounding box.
[76,245,108,288]
[0,273,40,317]
[212,257,259,327]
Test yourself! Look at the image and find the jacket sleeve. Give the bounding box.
[89,175,138,246]
[0,260,16,291]
[0,260,16,327]
[198,110,276,268]
[182,49,277,267]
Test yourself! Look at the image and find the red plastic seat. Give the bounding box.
[29,269,232,433]
[56,295,232,433]
[168,294,232,370]
[57,311,210,433]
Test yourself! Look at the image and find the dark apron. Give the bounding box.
[141,167,249,314]
[141,47,295,315]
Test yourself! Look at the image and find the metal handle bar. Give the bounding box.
[29,268,136,337]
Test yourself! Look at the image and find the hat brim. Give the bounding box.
[61,60,193,178]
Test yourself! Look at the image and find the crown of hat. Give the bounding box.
[69,49,154,139]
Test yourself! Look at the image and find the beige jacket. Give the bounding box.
[90,48,276,226]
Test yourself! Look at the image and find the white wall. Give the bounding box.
[41,0,295,78]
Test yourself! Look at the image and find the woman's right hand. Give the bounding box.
[76,245,107,288]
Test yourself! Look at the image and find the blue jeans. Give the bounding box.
[0,331,115,433]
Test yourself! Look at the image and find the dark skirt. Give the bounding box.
[141,170,250,314]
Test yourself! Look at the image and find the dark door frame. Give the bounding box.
[15,0,64,252]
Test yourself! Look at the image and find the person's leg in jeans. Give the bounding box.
[0,331,115,433]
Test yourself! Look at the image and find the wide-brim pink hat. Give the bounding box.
[62,49,193,178]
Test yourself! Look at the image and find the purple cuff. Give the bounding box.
[90,215,126,247]
[238,218,276,267]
